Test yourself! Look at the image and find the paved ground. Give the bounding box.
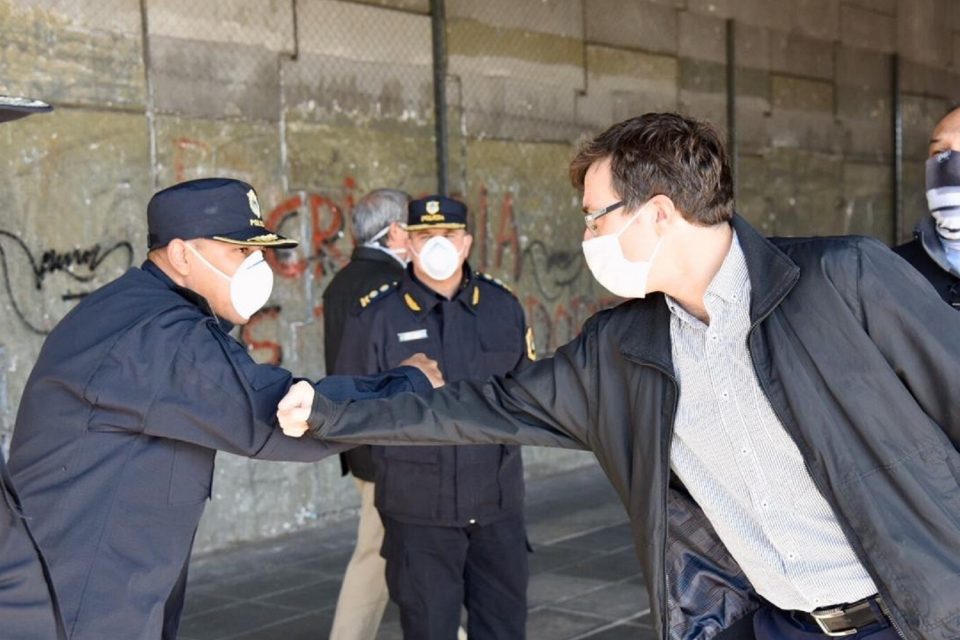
[178,464,657,640]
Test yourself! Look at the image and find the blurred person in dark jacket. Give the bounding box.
[894,105,960,308]
[322,188,408,640]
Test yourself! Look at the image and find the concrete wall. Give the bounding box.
[2,0,957,552]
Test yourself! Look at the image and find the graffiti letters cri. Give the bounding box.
[0,231,134,335]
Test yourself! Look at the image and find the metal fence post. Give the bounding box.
[431,0,449,195]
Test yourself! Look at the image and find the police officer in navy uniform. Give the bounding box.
[334,195,535,640]
[0,95,66,640]
[7,178,435,639]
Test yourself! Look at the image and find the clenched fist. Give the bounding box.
[277,380,315,438]
[400,353,444,388]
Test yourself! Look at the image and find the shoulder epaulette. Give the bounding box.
[476,272,515,295]
[358,281,400,309]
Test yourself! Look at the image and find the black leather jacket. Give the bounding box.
[309,215,960,640]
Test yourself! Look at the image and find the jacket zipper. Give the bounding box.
[745,312,909,640]
[626,357,680,640]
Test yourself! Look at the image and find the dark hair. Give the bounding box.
[569,113,734,226]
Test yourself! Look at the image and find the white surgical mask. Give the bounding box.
[188,244,274,320]
[581,208,662,298]
[364,225,408,266]
[410,235,464,281]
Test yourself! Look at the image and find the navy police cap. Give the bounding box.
[147,178,297,250]
[407,195,467,231]
[0,95,53,123]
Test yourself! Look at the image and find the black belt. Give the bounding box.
[793,594,887,637]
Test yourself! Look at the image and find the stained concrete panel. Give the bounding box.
[840,3,896,53]
[447,19,585,91]
[769,32,835,81]
[347,0,429,12]
[458,74,584,142]
[733,0,795,32]
[901,93,948,160]
[579,45,678,128]
[282,53,434,126]
[686,0,735,19]
[447,0,584,38]
[767,110,844,155]
[896,0,952,67]
[149,37,281,121]
[771,75,834,113]
[734,23,771,71]
[795,0,840,41]
[298,0,432,65]
[585,0,679,56]
[678,10,727,64]
[146,0,295,54]
[843,0,896,16]
[0,107,150,438]
[842,162,893,240]
[0,0,145,108]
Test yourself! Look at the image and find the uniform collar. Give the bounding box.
[141,260,234,331]
[400,263,479,318]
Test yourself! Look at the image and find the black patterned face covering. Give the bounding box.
[926,150,960,247]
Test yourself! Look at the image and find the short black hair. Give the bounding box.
[570,113,734,226]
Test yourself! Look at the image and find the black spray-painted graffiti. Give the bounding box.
[0,230,133,334]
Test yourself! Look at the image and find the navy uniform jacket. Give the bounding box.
[8,260,428,639]
[323,246,406,480]
[894,217,960,308]
[335,264,533,527]
[0,452,64,639]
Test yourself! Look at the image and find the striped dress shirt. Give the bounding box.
[666,233,878,612]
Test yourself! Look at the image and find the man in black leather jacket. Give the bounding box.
[282,113,960,640]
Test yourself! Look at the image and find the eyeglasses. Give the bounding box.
[582,200,624,235]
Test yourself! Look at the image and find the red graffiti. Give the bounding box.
[172,137,211,183]
[241,305,283,365]
[262,191,351,280]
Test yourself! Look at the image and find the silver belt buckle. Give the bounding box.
[812,607,858,637]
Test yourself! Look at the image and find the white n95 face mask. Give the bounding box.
[581,208,662,299]
[188,244,274,320]
[411,236,464,281]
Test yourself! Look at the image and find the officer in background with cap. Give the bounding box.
[894,104,960,308]
[333,195,535,639]
[7,177,438,639]
[323,188,409,640]
[0,94,66,640]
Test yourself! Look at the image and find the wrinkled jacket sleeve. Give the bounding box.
[306,317,601,451]
[143,317,427,461]
[857,238,960,449]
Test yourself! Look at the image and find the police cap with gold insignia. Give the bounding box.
[147,177,297,250]
[0,95,53,123]
[406,195,467,231]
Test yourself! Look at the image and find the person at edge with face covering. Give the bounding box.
[0,95,67,640]
[279,113,960,640]
[894,105,960,307]
[6,178,441,640]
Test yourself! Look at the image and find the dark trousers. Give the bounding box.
[381,513,528,640]
[754,604,900,640]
